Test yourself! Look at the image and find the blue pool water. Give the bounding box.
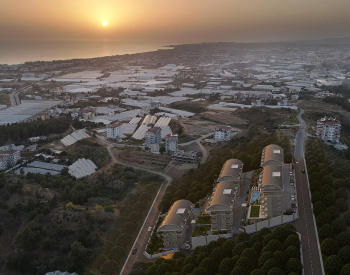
[250,191,260,204]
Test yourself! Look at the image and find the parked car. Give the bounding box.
[289,181,294,186]
[302,169,305,173]
[148,227,152,232]
[291,195,295,201]
[289,172,293,176]
[132,247,137,254]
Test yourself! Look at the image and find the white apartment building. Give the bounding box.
[145,127,161,145]
[107,120,123,139]
[0,149,21,170]
[316,117,341,144]
[165,134,178,153]
[214,125,231,142]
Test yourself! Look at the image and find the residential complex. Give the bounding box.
[107,120,123,139]
[214,125,231,142]
[157,199,194,250]
[316,116,341,144]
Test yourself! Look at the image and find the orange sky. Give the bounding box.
[1,0,350,43]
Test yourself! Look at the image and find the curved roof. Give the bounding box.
[259,165,283,190]
[217,159,244,182]
[206,181,237,212]
[261,144,284,166]
[158,199,193,232]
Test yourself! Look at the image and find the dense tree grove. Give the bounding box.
[0,163,163,274]
[306,139,350,274]
[129,224,302,275]
[0,116,71,145]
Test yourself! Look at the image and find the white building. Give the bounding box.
[107,120,123,139]
[214,125,231,142]
[165,134,178,153]
[316,117,341,144]
[145,127,161,145]
[0,149,21,170]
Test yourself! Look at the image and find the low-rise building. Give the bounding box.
[157,199,194,250]
[172,150,200,165]
[261,144,284,167]
[145,127,161,145]
[214,125,231,142]
[316,116,341,144]
[107,120,123,139]
[206,181,239,231]
[165,134,178,153]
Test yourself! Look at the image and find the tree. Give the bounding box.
[313,201,327,216]
[321,238,339,256]
[108,246,126,262]
[285,246,300,259]
[157,262,173,274]
[249,270,265,275]
[273,250,287,267]
[327,206,340,220]
[324,193,336,207]
[199,257,218,274]
[284,258,303,274]
[335,188,348,199]
[324,255,343,275]
[259,251,273,267]
[318,224,336,240]
[341,264,350,275]
[230,266,246,275]
[336,231,350,247]
[284,234,300,249]
[343,211,350,226]
[242,248,258,263]
[181,264,195,274]
[172,252,185,260]
[236,256,253,271]
[332,218,347,234]
[262,258,280,271]
[336,198,348,212]
[128,211,142,225]
[236,232,251,243]
[267,267,285,275]
[316,212,332,227]
[192,267,209,275]
[115,233,133,248]
[338,246,350,264]
[219,258,236,274]
[123,222,137,234]
[232,242,248,256]
[65,242,89,274]
[210,247,227,262]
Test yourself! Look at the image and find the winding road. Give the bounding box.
[292,109,324,275]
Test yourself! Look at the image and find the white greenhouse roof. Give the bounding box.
[68,158,98,179]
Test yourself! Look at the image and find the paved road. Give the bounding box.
[292,109,324,275]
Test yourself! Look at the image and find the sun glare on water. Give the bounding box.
[102,21,108,27]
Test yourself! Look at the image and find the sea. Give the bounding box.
[0,40,170,65]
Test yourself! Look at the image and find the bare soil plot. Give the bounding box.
[199,110,248,125]
[112,148,171,171]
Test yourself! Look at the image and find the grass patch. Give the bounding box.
[250,206,260,218]
[196,215,211,224]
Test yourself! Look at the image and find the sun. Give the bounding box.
[102,21,108,27]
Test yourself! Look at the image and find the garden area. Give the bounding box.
[196,215,211,224]
[192,225,211,237]
[250,206,260,218]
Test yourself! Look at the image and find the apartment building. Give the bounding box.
[0,149,21,170]
[157,199,194,250]
[165,134,178,153]
[261,144,284,167]
[316,116,341,144]
[214,125,231,142]
[107,120,123,139]
[145,127,161,145]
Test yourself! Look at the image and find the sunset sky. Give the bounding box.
[1,0,350,43]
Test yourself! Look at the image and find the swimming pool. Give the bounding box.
[250,191,260,204]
